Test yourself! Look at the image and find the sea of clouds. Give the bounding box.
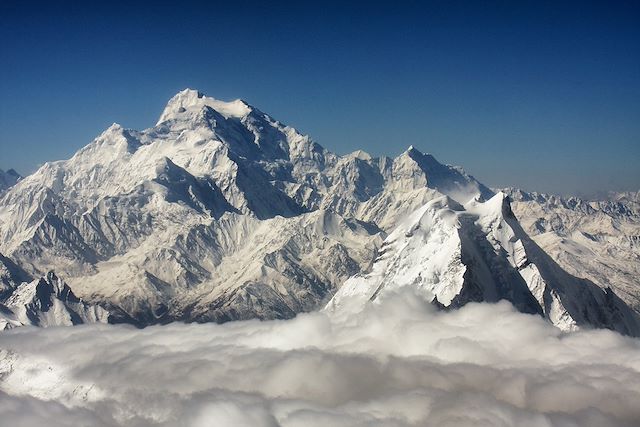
[1,289,640,427]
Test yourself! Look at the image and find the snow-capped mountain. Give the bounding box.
[0,253,31,300]
[0,89,637,334]
[505,189,640,313]
[0,271,109,330]
[327,192,640,335]
[0,169,21,194]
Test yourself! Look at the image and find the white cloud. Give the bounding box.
[1,289,639,427]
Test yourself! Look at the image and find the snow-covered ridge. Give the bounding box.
[157,89,253,125]
[0,271,109,330]
[0,89,637,334]
[503,187,640,314]
[327,192,640,335]
[505,187,640,218]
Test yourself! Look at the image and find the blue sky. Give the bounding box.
[1,1,638,195]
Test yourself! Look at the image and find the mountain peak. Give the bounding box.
[393,146,494,204]
[176,88,204,98]
[104,122,124,133]
[5,169,20,179]
[0,168,22,192]
[157,89,252,125]
[348,149,372,161]
[405,146,437,162]
[92,122,133,145]
[401,145,437,163]
[404,145,422,156]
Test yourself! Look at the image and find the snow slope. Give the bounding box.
[506,189,640,313]
[0,271,108,330]
[328,193,640,335]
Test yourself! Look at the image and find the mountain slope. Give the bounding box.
[0,90,405,324]
[0,271,108,330]
[506,189,640,313]
[0,253,31,300]
[0,89,637,332]
[327,193,640,336]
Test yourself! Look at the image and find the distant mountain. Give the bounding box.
[0,89,637,335]
[504,188,640,314]
[0,169,21,194]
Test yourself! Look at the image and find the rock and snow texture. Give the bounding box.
[0,169,21,194]
[0,252,31,299]
[0,89,490,326]
[0,271,109,330]
[506,189,640,314]
[0,88,637,333]
[328,192,640,336]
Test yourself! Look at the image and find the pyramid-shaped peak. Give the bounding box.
[404,145,437,160]
[398,145,436,161]
[0,167,23,190]
[405,145,427,155]
[5,169,21,178]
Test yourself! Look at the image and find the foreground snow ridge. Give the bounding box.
[328,193,640,335]
[0,89,638,336]
[1,291,640,426]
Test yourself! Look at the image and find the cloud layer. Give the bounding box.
[1,290,640,427]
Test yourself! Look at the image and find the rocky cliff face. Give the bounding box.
[0,271,108,330]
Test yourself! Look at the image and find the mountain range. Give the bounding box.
[1,89,638,335]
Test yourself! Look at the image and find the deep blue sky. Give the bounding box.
[1,1,638,196]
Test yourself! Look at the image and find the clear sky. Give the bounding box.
[1,1,638,196]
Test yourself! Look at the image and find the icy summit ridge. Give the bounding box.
[157,88,253,125]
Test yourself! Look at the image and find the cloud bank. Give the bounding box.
[1,290,640,427]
